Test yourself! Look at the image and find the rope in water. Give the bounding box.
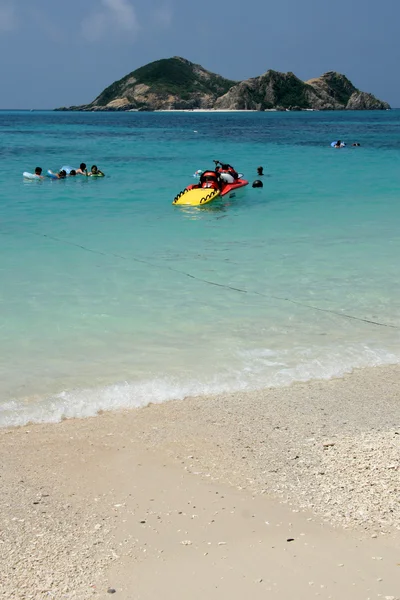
[2,229,399,330]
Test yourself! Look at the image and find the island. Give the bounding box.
[56,57,390,112]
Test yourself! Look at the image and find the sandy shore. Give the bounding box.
[1,365,400,599]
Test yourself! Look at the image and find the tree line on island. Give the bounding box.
[56,57,390,112]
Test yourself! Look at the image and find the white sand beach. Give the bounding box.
[1,364,400,599]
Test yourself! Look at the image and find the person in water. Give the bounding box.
[334,140,345,148]
[76,163,88,175]
[88,165,104,177]
[214,159,238,182]
[352,143,361,147]
[34,167,44,179]
[69,170,77,176]
[257,166,264,176]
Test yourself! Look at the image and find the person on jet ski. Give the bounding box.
[213,159,239,183]
[199,170,222,190]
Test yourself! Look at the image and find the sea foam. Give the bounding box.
[1,342,398,428]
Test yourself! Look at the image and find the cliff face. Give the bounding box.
[306,71,357,107]
[215,70,390,111]
[56,59,390,111]
[346,91,390,110]
[214,71,313,111]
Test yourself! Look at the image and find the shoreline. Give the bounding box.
[3,359,400,429]
[2,363,400,598]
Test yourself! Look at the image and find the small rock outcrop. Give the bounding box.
[56,59,390,112]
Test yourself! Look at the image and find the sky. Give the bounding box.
[0,0,398,109]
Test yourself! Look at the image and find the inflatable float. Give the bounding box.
[174,162,248,207]
[60,165,75,175]
[186,177,248,197]
[213,161,248,196]
[173,187,220,206]
[219,178,247,196]
[23,172,41,180]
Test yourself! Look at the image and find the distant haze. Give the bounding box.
[0,0,398,109]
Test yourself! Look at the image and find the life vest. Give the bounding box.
[200,170,219,189]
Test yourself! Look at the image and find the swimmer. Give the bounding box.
[352,143,361,147]
[47,169,67,179]
[69,170,77,176]
[34,167,44,179]
[76,163,88,175]
[257,166,264,176]
[88,165,104,177]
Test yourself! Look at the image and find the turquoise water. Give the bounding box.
[1,110,400,426]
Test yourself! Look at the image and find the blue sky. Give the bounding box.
[0,0,397,108]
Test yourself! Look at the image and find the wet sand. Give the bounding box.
[1,364,400,599]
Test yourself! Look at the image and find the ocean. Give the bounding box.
[1,109,399,427]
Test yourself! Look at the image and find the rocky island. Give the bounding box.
[56,57,390,112]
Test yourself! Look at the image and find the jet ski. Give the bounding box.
[172,161,248,206]
[213,160,248,195]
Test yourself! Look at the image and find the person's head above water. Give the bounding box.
[69,170,76,176]
[334,140,345,148]
[80,163,87,171]
[257,166,263,175]
[89,165,104,176]
[35,167,42,175]
[59,170,67,178]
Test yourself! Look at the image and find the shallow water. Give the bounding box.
[1,110,400,426]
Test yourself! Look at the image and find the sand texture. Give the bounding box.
[1,365,400,598]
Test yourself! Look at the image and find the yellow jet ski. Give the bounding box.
[172,186,220,207]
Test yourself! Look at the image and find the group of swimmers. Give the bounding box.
[332,141,361,148]
[33,163,105,179]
